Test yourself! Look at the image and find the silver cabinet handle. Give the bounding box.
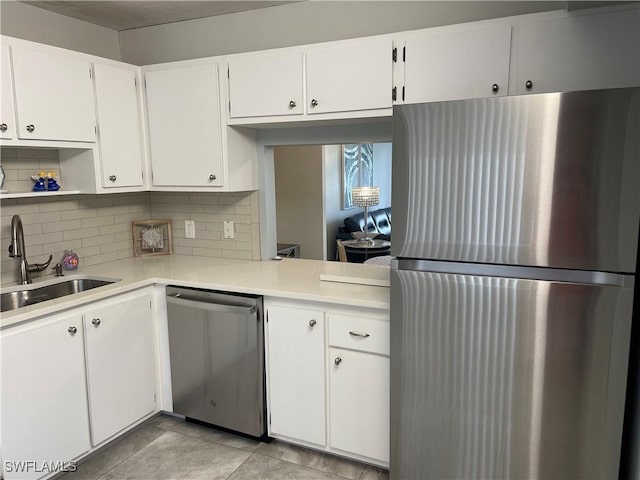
[289,100,296,108]
[68,326,77,335]
[0,123,7,132]
[525,80,533,90]
[309,319,317,327]
[310,99,318,107]
[349,331,370,338]
[209,174,217,181]
[26,124,35,133]
[491,83,499,93]
[92,318,101,326]
[334,357,342,366]
[109,175,117,182]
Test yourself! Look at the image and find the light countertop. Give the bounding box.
[1,256,391,329]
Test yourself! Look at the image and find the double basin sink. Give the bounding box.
[1,276,120,312]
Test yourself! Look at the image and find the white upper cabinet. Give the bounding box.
[1,45,16,140]
[513,8,640,95]
[306,38,393,114]
[11,46,96,142]
[227,37,393,122]
[83,290,156,446]
[228,51,304,118]
[145,63,224,187]
[93,63,144,188]
[403,25,512,104]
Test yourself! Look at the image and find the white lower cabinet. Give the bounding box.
[266,305,326,446]
[329,348,390,463]
[265,300,390,466]
[0,288,158,480]
[1,312,91,480]
[84,290,157,445]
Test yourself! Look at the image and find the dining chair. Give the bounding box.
[336,239,347,262]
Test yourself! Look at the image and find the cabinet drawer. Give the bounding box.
[328,313,389,356]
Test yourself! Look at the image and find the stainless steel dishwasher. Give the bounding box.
[166,286,266,438]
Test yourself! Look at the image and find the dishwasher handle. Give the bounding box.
[167,294,257,316]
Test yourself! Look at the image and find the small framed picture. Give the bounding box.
[132,220,173,256]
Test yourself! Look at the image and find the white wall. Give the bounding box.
[274,145,325,260]
[0,0,121,60]
[373,143,393,209]
[323,145,343,261]
[118,1,565,65]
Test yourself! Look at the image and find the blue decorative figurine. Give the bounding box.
[47,171,60,191]
[32,171,46,192]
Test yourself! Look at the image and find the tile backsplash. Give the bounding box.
[1,148,61,193]
[1,149,261,285]
[1,193,152,284]
[150,192,260,262]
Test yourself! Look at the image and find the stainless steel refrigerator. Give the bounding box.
[390,88,639,479]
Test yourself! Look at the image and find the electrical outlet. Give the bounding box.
[185,220,195,239]
[223,220,235,239]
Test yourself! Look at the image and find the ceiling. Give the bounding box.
[19,1,298,31]
[17,1,639,32]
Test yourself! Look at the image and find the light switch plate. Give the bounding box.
[223,220,235,239]
[185,220,195,238]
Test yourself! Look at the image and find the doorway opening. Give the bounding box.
[273,143,392,262]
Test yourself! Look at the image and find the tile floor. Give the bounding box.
[59,414,389,480]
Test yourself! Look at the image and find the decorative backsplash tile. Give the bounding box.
[1,148,61,193]
[0,192,152,284]
[0,149,261,285]
[150,191,260,262]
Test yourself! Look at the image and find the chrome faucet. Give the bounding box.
[8,215,52,284]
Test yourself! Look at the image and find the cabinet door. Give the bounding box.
[84,290,156,445]
[228,51,303,118]
[329,348,390,463]
[513,8,640,95]
[145,64,224,187]
[1,313,90,480]
[93,64,144,188]
[306,38,393,114]
[404,25,511,104]
[11,46,96,142]
[266,305,326,445]
[1,45,16,139]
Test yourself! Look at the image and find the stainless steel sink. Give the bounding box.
[1,277,119,312]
